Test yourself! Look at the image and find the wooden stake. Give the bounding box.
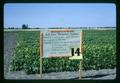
[79,31,83,79]
[79,60,83,79]
[40,32,43,79]
[80,31,82,54]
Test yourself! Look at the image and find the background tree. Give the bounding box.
[22,24,28,29]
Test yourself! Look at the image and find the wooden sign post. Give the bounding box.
[40,32,43,79]
[79,31,83,79]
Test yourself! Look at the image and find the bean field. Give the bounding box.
[8,29,116,74]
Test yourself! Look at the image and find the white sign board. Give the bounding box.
[40,29,82,58]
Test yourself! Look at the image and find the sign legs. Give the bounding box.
[40,32,43,79]
[79,60,82,79]
[79,31,83,79]
[40,54,42,79]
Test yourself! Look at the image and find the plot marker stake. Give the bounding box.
[40,32,43,79]
[79,31,83,79]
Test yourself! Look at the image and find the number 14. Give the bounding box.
[71,48,80,56]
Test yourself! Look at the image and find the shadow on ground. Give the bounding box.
[69,73,115,80]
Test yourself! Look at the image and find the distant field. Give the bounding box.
[4,29,116,74]
[4,28,116,31]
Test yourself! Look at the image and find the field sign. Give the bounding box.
[39,29,83,79]
[40,29,82,59]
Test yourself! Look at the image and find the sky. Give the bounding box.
[4,3,116,28]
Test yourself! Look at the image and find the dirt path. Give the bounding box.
[4,32,17,78]
[5,69,116,80]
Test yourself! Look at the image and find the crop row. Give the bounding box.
[9,30,116,74]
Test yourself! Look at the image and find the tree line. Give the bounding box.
[7,24,116,29]
[7,24,39,29]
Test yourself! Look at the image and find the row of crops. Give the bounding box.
[9,30,116,74]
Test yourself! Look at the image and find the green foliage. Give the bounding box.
[9,30,116,74]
